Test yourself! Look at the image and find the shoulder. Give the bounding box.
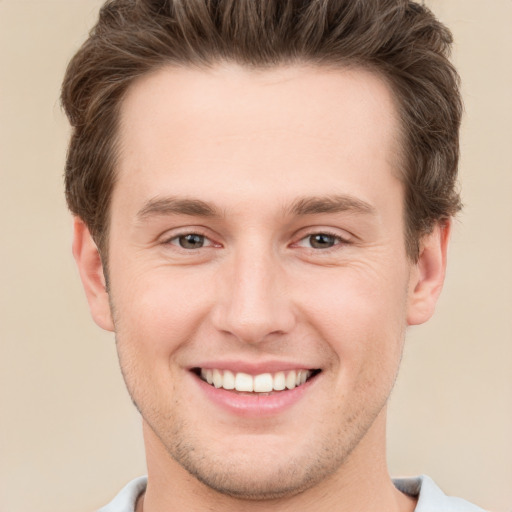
[393,475,487,512]
[97,476,147,512]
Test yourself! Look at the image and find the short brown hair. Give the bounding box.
[62,0,462,260]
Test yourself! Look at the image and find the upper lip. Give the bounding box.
[189,360,320,374]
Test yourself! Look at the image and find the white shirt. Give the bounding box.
[98,474,486,511]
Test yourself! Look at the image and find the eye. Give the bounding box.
[308,233,337,249]
[297,233,346,249]
[169,233,212,249]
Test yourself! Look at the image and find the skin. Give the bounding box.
[73,64,450,512]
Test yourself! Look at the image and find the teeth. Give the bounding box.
[223,370,235,390]
[273,371,286,391]
[202,368,214,385]
[254,373,273,392]
[199,368,313,393]
[235,372,254,392]
[212,369,223,388]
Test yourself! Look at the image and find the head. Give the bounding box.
[65,0,462,505]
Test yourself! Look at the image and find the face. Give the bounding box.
[75,64,447,500]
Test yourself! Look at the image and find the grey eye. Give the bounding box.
[308,233,337,249]
[178,234,205,249]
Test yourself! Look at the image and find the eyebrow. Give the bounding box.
[136,193,376,221]
[287,195,376,216]
[137,197,221,220]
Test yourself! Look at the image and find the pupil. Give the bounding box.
[310,234,335,248]
[179,234,204,249]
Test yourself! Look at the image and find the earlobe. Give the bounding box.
[72,218,115,332]
[407,220,451,326]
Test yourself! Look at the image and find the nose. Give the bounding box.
[211,246,296,344]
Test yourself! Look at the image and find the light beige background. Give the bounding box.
[0,1,510,511]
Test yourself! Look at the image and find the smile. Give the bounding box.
[197,368,319,393]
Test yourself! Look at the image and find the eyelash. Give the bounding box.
[294,231,351,251]
[165,232,217,250]
[162,230,351,252]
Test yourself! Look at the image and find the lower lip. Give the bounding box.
[192,372,317,417]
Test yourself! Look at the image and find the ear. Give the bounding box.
[407,220,451,326]
[72,217,115,332]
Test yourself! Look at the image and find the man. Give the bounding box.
[62,1,485,510]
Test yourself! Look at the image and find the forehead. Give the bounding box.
[114,63,402,213]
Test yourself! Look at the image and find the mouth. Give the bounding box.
[193,368,321,394]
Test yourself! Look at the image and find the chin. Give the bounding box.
[156,421,350,501]
[176,452,331,500]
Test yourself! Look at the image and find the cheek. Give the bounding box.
[110,271,211,416]
[297,265,409,371]
[301,262,409,325]
[111,267,212,358]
